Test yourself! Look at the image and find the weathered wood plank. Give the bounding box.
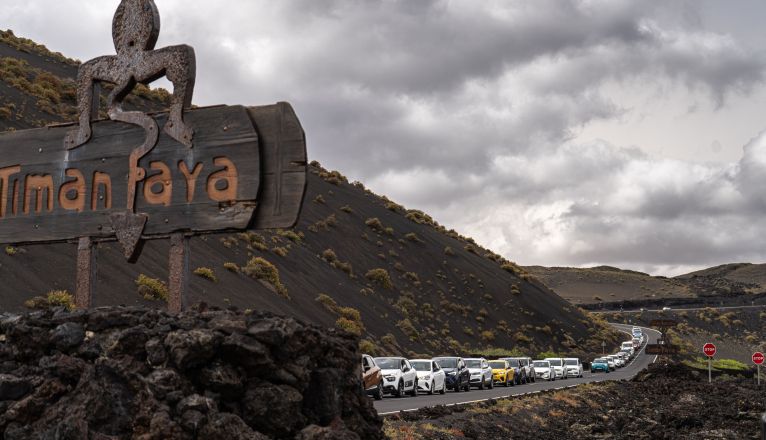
[0,105,261,243]
[247,102,307,229]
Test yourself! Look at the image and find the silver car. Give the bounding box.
[464,358,493,390]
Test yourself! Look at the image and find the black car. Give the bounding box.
[501,357,528,385]
[432,357,470,392]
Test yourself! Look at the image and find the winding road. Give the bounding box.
[374,323,661,416]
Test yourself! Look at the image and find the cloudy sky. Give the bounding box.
[3,0,766,276]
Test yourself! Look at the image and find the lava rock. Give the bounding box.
[0,374,31,400]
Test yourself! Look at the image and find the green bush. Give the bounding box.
[193,267,217,282]
[24,290,76,311]
[336,317,363,336]
[135,275,169,302]
[365,268,393,289]
[243,257,288,297]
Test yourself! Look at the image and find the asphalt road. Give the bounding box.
[373,323,661,416]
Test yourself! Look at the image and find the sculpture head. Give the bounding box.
[112,0,160,54]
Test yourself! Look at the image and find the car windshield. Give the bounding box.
[565,359,578,365]
[533,361,549,368]
[410,361,431,372]
[465,359,482,368]
[488,361,506,369]
[374,358,400,369]
[518,359,529,366]
[547,359,562,367]
[434,358,457,368]
[594,358,606,363]
[505,359,520,367]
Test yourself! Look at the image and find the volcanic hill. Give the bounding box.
[0,30,620,358]
[527,263,766,308]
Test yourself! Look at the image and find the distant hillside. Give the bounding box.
[0,31,620,359]
[527,262,766,307]
[526,265,693,305]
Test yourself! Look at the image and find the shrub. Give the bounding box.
[316,293,338,312]
[339,306,362,322]
[313,194,325,204]
[365,268,393,289]
[404,272,420,283]
[278,230,302,243]
[322,249,338,263]
[365,217,384,232]
[511,284,521,295]
[501,263,519,274]
[223,262,240,273]
[444,246,455,256]
[384,227,394,235]
[336,317,363,336]
[537,351,560,359]
[359,339,378,355]
[463,327,474,336]
[24,290,75,311]
[385,201,404,212]
[238,231,268,251]
[481,330,496,342]
[397,319,418,340]
[272,247,289,257]
[405,233,421,243]
[5,246,17,256]
[193,267,217,282]
[514,332,532,343]
[340,205,354,214]
[333,261,353,276]
[135,275,169,302]
[243,257,288,297]
[464,245,479,255]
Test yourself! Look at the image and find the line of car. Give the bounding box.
[361,327,646,399]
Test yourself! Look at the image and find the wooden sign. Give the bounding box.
[645,344,679,355]
[0,0,307,312]
[649,319,678,328]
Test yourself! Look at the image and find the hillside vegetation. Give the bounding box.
[0,31,621,359]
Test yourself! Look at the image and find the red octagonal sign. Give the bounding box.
[703,343,716,357]
[753,352,764,365]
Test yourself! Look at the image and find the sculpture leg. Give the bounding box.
[64,57,117,150]
[140,45,196,147]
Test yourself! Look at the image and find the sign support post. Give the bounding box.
[703,343,716,383]
[753,352,764,386]
[75,237,96,309]
[168,233,190,314]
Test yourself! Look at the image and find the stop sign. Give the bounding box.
[703,343,716,357]
[753,352,764,365]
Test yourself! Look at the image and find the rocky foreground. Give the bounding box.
[0,305,383,439]
[384,364,765,439]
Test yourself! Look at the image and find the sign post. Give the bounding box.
[753,352,764,386]
[0,0,308,312]
[703,343,716,383]
[602,341,606,355]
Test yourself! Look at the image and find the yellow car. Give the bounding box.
[489,360,515,387]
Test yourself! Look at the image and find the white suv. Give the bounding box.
[464,358,493,389]
[544,357,565,379]
[563,358,583,378]
[374,357,418,397]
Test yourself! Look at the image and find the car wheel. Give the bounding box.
[454,379,461,393]
[396,380,404,398]
[373,381,383,401]
[489,376,494,389]
[439,381,446,395]
[508,376,513,387]
[479,378,485,390]
[428,381,435,395]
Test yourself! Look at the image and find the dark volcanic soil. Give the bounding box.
[384,363,765,439]
[0,305,383,439]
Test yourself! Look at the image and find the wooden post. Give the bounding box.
[167,232,189,313]
[75,236,96,309]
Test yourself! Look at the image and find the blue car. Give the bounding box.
[591,358,610,373]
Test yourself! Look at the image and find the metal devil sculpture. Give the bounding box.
[0,0,307,312]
